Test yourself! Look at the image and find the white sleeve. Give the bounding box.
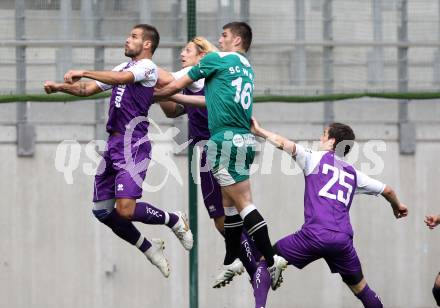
[95,62,127,91]
[355,169,386,196]
[293,144,311,172]
[294,144,326,176]
[172,67,192,80]
[95,80,112,91]
[172,66,204,93]
[126,59,158,86]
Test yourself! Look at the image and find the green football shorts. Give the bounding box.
[205,129,256,186]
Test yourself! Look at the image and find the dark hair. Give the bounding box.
[133,24,160,54]
[223,21,252,52]
[328,122,355,157]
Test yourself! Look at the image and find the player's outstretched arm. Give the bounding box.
[250,117,296,156]
[156,67,175,88]
[156,68,205,115]
[157,94,205,112]
[424,214,440,229]
[381,185,408,219]
[169,94,206,108]
[154,75,194,99]
[43,80,102,97]
[64,70,135,85]
[156,68,192,117]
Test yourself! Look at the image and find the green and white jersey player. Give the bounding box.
[189,48,255,136]
[188,47,256,185]
[155,22,288,292]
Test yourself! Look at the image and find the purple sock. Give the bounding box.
[101,210,141,245]
[356,284,383,308]
[218,229,260,277]
[137,238,152,253]
[99,210,151,252]
[167,212,179,228]
[253,260,271,308]
[132,202,178,227]
[239,232,260,277]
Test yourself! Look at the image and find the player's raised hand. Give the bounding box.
[425,214,440,229]
[64,70,84,84]
[43,81,59,94]
[393,203,408,219]
[250,116,262,136]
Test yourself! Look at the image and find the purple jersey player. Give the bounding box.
[43,24,193,278]
[425,213,440,306]
[157,36,260,278]
[249,118,408,308]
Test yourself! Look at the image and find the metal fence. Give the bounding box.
[2,0,440,156]
[2,0,440,95]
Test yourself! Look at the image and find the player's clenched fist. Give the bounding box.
[393,204,408,219]
[425,214,440,229]
[64,70,84,84]
[43,81,59,94]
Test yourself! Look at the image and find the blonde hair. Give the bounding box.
[190,36,217,54]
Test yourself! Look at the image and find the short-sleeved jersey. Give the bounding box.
[172,67,209,140]
[188,51,254,136]
[96,59,158,137]
[294,144,386,237]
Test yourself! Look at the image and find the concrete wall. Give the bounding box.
[1,100,440,308]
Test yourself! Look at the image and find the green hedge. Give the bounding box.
[2,92,440,104]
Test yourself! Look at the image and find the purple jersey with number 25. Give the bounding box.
[294,144,385,237]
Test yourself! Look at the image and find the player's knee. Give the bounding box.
[92,199,115,222]
[433,285,440,306]
[341,271,365,293]
[115,199,135,219]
